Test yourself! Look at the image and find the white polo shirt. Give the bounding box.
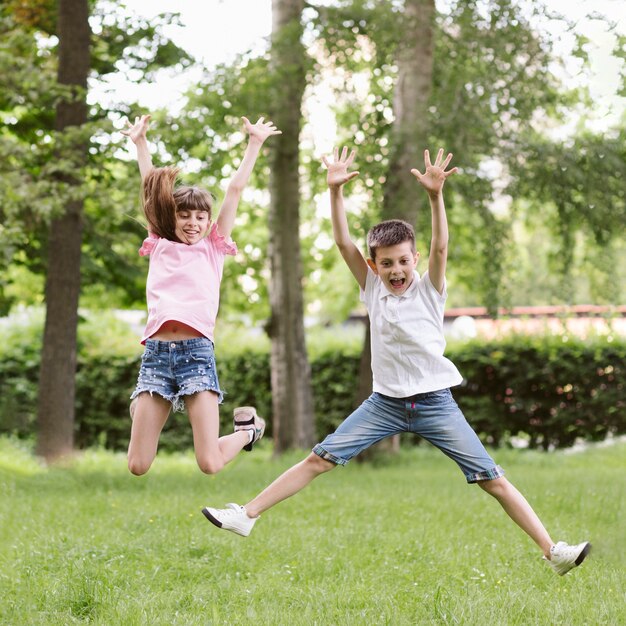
[360,267,463,397]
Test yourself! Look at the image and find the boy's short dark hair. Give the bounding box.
[367,219,416,260]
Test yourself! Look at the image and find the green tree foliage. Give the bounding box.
[506,128,626,303]
[1,1,623,320]
[308,0,573,313]
[151,1,625,319]
[0,3,192,312]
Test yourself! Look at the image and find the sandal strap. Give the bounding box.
[234,406,257,427]
[234,415,255,426]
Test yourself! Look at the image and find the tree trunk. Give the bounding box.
[35,0,90,461]
[267,0,315,453]
[383,0,435,225]
[358,0,435,458]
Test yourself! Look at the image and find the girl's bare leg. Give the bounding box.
[244,452,336,517]
[186,391,250,474]
[127,392,171,475]
[478,477,554,558]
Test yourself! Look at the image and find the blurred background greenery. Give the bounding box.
[0,0,624,456]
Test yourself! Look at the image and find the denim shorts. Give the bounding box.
[313,389,504,483]
[130,337,224,412]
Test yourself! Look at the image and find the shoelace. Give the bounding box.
[222,504,244,516]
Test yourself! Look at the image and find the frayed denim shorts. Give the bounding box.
[313,388,504,483]
[130,337,224,412]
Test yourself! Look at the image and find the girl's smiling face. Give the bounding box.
[175,209,210,244]
[368,241,419,295]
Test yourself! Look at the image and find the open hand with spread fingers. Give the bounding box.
[322,147,360,189]
[242,116,282,144]
[121,114,151,144]
[411,148,458,197]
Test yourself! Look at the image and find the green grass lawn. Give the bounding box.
[0,437,624,625]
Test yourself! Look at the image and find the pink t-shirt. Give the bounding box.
[138,223,237,343]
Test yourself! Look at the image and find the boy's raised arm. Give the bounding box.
[121,115,153,181]
[411,148,457,295]
[217,116,281,240]
[322,147,368,290]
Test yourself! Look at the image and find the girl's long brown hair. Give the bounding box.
[142,167,214,242]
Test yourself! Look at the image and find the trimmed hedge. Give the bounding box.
[450,334,625,449]
[0,330,624,451]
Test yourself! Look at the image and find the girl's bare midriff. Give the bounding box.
[150,320,204,341]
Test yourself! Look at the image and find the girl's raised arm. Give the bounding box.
[217,116,281,240]
[121,114,153,181]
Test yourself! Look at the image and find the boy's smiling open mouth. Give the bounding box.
[389,276,406,289]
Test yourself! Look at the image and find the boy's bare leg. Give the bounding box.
[186,391,251,474]
[203,452,588,573]
[478,477,554,558]
[244,452,336,517]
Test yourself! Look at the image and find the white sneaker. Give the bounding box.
[201,503,258,537]
[546,541,591,575]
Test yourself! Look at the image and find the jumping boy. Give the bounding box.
[201,146,591,576]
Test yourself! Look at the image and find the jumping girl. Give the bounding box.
[121,114,280,475]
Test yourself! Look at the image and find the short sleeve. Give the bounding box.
[421,270,447,302]
[139,233,159,257]
[359,266,378,309]
[209,223,238,256]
